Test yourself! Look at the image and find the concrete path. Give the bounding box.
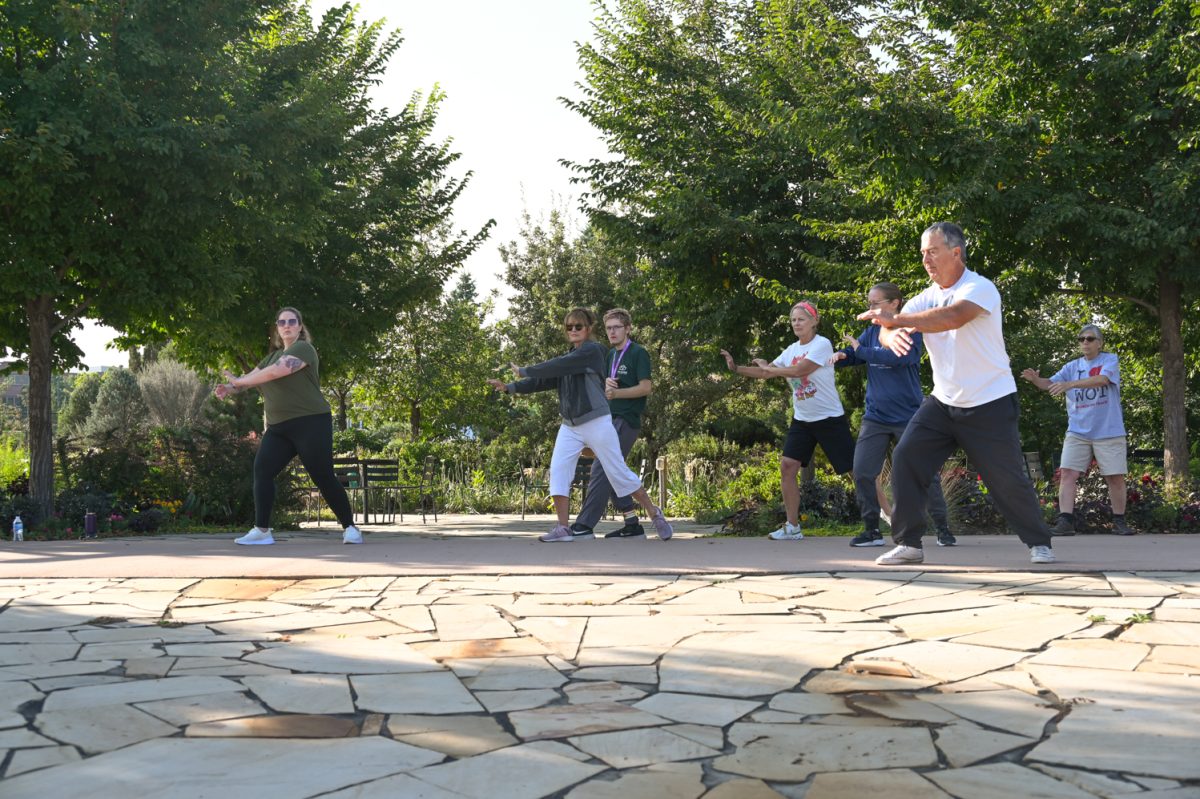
[1,517,1198,797]
[1,514,1195,577]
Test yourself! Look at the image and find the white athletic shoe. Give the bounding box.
[342,525,363,545]
[235,527,274,546]
[875,545,924,565]
[768,523,804,541]
[1030,545,1056,564]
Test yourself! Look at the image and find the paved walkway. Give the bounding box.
[2,514,1196,577]
[1,517,1198,797]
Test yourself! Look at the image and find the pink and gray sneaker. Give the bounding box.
[651,509,673,541]
[539,525,575,543]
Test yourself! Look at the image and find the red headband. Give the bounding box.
[796,301,819,321]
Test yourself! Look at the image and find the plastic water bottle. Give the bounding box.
[11,515,23,542]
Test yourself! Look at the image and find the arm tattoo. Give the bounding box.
[278,355,306,373]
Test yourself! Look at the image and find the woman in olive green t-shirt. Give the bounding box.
[214,307,361,546]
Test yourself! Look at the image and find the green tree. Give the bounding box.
[564,0,864,351]
[1,1,486,517]
[57,372,103,440]
[495,209,790,465]
[82,368,147,446]
[356,272,502,440]
[765,0,1199,483]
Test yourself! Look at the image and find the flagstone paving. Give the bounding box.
[1,570,1199,797]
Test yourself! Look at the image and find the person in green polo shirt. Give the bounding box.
[214,306,362,546]
[569,308,654,539]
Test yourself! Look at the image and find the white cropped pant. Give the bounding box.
[549,415,643,498]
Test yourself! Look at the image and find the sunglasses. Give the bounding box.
[564,323,587,332]
[276,318,300,327]
[1077,335,1098,342]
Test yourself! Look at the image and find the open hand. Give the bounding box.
[884,328,914,357]
[486,378,508,393]
[857,308,898,327]
[719,349,736,372]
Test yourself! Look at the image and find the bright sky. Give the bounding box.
[75,0,605,369]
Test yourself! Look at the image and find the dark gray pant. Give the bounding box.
[854,417,948,532]
[575,416,639,529]
[254,412,354,530]
[891,393,1050,549]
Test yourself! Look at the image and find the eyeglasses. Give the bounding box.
[605,325,626,332]
[868,299,895,308]
[276,318,300,327]
[564,323,587,332]
[1077,335,1098,342]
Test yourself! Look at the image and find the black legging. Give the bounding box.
[253,412,354,529]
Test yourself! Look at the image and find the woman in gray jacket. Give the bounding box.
[489,308,673,542]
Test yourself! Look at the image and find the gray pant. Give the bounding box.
[892,394,1051,549]
[854,417,948,532]
[575,416,640,529]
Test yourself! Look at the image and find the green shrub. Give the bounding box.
[0,440,28,486]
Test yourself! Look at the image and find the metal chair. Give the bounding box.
[397,455,441,523]
[520,457,593,519]
[361,458,402,524]
[306,456,362,523]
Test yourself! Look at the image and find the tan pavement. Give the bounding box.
[1,516,1198,797]
[0,514,1195,577]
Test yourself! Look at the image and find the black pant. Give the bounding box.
[891,393,1050,548]
[254,412,353,530]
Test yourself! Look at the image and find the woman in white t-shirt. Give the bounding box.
[721,300,855,540]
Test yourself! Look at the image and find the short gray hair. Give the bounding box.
[923,222,967,263]
[1079,324,1103,342]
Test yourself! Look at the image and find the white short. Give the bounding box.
[549,416,643,498]
[1060,433,1127,475]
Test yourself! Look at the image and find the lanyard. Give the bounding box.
[609,340,632,379]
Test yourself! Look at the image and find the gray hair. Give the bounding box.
[923,222,968,263]
[1079,324,1103,342]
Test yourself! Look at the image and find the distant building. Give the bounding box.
[1,369,26,410]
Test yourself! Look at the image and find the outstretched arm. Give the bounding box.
[720,349,778,379]
[752,358,822,379]
[215,358,306,398]
[1020,368,1053,391]
[859,300,986,356]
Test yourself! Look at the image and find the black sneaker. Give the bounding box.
[1112,517,1135,536]
[850,530,885,547]
[569,523,595,539]
[1051,515,1076,537]
[936,529,957,547]
[604,522,645,538]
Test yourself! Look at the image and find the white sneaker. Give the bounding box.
[342,525,363,545]
[768,523,804,541]
[1030,545,1056,564]
[235,527,274,546]
[875,545,924,565]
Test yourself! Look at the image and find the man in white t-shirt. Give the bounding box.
[1021,324,1132,536]
[858,222,1056,566]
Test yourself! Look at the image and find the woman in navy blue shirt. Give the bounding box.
[834,283,953,548]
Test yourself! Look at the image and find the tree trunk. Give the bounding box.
[1158,272,1189,487]
[410,402,421,440]
[334,387,348,431]
[25,297,56,521]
